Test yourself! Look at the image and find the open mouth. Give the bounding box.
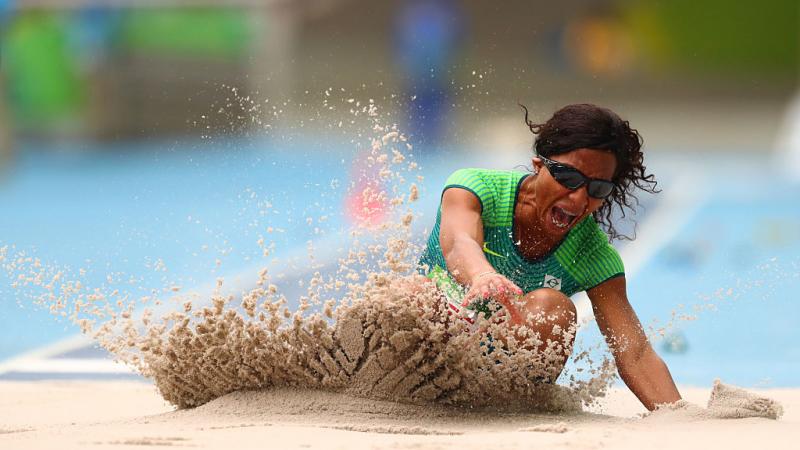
[551,206,578,229]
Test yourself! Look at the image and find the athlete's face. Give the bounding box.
[531,148,617,238]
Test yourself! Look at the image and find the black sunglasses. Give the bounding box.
[538,155,615,199]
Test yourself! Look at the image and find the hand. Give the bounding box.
[462,271,524,311]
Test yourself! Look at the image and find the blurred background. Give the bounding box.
[1,0,797,150]
[0,1,799,388]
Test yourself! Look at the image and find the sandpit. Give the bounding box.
[0,380,794,450]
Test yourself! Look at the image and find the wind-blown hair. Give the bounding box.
[521,103,659,241]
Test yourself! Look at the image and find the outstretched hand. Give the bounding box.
[462,271,524,318]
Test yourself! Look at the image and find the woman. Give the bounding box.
[418,103,682,411]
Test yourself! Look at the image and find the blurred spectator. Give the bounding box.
[544,4,634,78]
[561,7,634,77]
[393,0,463,149]
[3,10,84,134]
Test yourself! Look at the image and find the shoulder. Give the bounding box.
[444,168,525,192]
[444,169,526,216]
[445,168,487,188]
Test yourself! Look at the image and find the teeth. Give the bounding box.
[552,215,569,228]
[551,207,576,229]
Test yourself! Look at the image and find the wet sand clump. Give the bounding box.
[143,272,585,412]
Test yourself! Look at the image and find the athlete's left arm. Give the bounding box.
[587,276,682,411]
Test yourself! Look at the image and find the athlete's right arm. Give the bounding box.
[439,188,523,306]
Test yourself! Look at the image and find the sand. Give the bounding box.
[137,272,601,412]
[0,380,795,450]
[649,380,784,420]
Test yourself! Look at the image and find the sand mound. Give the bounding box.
[646,380,784,421]
[707,379,784,419]
[187,388,475,425]
[154,386,592,436]
[143,273,587,413]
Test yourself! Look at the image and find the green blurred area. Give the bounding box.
[625,0,798,77]
[0,8,251,130]
[0,2,796,135]
[2,12,84,128]
[117,8,251,58]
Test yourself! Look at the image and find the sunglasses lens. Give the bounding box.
[587,181,614,199]
[542,157,614,198]
[552,170,585,190]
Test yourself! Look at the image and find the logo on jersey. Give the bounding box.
[543,274,562,291]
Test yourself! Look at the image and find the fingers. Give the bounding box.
[461,286,480,306]
[462,273,524,307]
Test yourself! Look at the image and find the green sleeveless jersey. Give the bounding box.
[418,168,624,299]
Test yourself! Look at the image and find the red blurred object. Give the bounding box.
[344,180,388,227]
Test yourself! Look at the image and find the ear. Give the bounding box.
[532,156,544,174]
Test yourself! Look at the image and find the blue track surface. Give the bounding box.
[0,136,458,361]
[625,167,800,386]
[0,137,354,360]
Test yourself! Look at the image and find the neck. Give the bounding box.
[515,175,559,259]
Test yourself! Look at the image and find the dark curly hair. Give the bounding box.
[520,103,659,241]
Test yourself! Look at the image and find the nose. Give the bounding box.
[566,184,589,209]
